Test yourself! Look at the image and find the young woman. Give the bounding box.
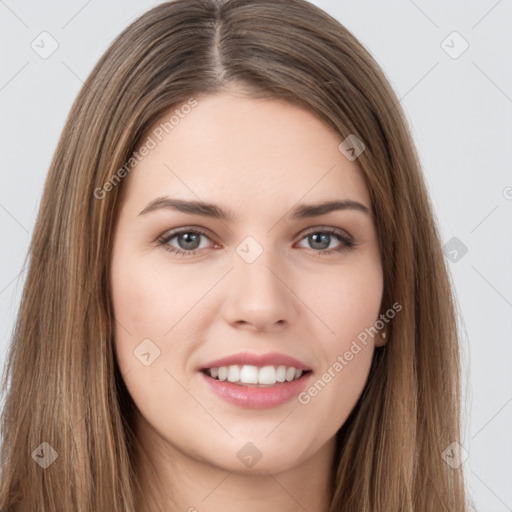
[0,0,470,510]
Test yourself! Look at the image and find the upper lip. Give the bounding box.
[200,351,312,371]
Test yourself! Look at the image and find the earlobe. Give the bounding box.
[376,329,388,347]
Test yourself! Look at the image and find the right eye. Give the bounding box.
[158,227,216,257]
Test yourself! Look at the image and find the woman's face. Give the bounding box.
[110,89,384,475]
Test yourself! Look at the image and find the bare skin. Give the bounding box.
[110,86,385,512]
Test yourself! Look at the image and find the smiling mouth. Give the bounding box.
[200,365,312,387]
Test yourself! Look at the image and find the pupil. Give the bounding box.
[179,233,200,250]
[310,233,329,250]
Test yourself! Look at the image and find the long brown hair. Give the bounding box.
[0,0,469,510]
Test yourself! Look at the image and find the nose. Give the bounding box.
[221,248,298,332]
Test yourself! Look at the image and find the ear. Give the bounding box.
[375,329,388,347]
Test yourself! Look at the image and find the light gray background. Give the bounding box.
[1,1,511,510]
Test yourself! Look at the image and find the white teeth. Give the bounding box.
[227,365,240,383]
[217,366,228,381]
[276,365,287,382]
[258,365,276,385]
[285,367,296,382]
[239,365,259,384]
[205,364,307,385]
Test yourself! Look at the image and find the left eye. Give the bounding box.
[297,229,354,253]
[158,227,355,257]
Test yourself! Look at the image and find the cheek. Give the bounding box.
[110,247,206,340]
[110,247,171,375]
[110,245,217,393]
[296,257,382,424]
[305,254,383,341]
[109,250,201,431]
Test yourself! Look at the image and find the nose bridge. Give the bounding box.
[222,234,295,329]
[235,233,286,296]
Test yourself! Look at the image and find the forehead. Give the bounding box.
[121,92,371,217]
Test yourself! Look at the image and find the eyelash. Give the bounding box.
[157,226,356,258]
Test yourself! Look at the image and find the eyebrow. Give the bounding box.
[138,196,370,221]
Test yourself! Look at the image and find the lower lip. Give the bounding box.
[199,371,312,409]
